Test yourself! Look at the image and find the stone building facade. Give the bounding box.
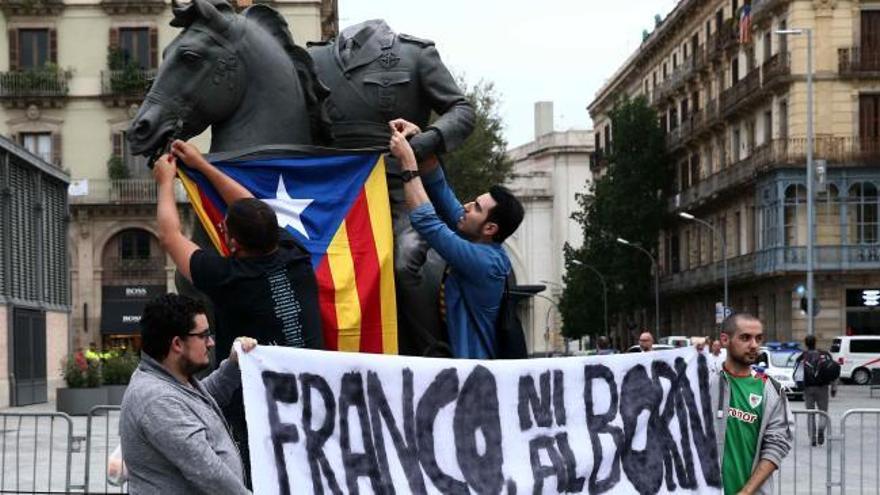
[589,0,880,346]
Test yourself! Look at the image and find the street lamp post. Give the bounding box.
[777,27,815,336]
[568,261,609,340]
[616,237,660,336]
[679,212,728,313]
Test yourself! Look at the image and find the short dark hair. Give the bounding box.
[140,294,206,361]
[225,198,280,254]
[721,313,761,336]
[804,334,816,350]
[486,185,524,243]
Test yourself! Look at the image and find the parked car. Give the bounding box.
[830,336,880,385]
[658,336,690,347]
[755,342,803,400]
[626,344,675,353]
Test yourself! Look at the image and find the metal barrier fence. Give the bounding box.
[81,406,126,494]
[0,412,74,493]
[840,409,880,494]
[775,410,834,494]
[0,405,878,493]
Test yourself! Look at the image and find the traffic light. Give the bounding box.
[800,296,821,317]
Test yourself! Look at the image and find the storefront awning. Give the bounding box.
[101,285,166,334]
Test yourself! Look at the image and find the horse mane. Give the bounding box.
[243,4,332,145]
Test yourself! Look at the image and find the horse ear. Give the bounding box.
[193,0,233,33]
[170,0,197,28]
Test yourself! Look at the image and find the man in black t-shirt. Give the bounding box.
[153,140,323,485]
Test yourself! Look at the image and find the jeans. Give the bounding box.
[804,385,830,442]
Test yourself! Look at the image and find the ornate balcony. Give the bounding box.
[69,179,188,205]
[751,0,791,25]
[839,47,880,78]
[662,245,880,294]
[0,69,70,107]
[666,126,683,150]
[667,136,880,213]
[0,0,64,16]
[720,68,761,117]
[761,52,791,91]
[102,256,166,284]
[101,69,155,106]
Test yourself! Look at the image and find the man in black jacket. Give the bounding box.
[153,140,323,485]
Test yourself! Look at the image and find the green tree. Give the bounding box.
[441,80,513,203]
[559,95,671,341]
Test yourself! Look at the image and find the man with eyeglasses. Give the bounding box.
[120,294,257,495]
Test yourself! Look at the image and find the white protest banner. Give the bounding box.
[239,347,722,494]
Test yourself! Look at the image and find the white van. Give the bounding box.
[830,336,880,385]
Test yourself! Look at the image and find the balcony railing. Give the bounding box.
[0,69,69,98]
[720,68,761,117]
[751,0,790,24]
[69,179,188,205]
[666,126,683,149]
[839,47,880,77]
[662,244,880,293]
[668,136,880,212]
[101,69,156,97]
[692,45,708,73]
[761,52,791,89]
[103,256,167,283]
[661,253,757,293]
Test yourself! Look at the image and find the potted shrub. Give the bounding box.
[102,351,138,405]
[57,351,106,415]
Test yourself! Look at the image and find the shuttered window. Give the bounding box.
[8,161,38,301]
[42,176,68,306]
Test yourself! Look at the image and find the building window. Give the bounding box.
[784,184,807,246]
[848,182,879,244]
[763,110,773,144]
[19,132,52,163]
[119,229,151,260]
[603,123,611,153]
[119,28,151,70]
[817,184,841,245]
[18,29,50,69]
[860,94,880,152]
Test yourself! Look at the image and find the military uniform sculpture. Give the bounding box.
[309,20,475,356]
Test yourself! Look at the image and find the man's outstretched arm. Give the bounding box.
[154,154,199,281]
[171,140,253,205]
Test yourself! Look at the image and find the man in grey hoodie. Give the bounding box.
[120,294,256,495]
[711,313,794,495]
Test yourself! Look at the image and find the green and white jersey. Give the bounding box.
[722,369,766,495]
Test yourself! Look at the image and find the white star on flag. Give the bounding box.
[262,175,314,239]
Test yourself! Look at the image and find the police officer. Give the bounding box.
[309,20,475,356]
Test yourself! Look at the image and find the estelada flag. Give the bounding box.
[176,150,397,354]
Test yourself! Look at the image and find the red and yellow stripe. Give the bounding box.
[176,170,230,256]
[317,157,397,354]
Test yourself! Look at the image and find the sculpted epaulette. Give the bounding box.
[398,33,435,47]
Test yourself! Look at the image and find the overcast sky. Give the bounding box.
[338,0,679,148]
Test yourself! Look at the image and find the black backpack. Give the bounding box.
[801,350,841,386]
[468,275,529,359]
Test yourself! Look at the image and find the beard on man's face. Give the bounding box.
[728,345,758,367]
[180,356,211,378]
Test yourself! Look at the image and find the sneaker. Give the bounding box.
[811,440,817,447]
[818,432,825,445]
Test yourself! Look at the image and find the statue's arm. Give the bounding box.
[413,45,476,155]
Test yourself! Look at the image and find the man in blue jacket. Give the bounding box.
[389,119,524,359]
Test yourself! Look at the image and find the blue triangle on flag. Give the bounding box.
[210,153,381,267]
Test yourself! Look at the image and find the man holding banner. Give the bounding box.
[713,314,793,494]
[389,119,524,359]
[120,294,257,495]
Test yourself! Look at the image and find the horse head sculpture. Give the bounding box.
[127,0,329,156]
